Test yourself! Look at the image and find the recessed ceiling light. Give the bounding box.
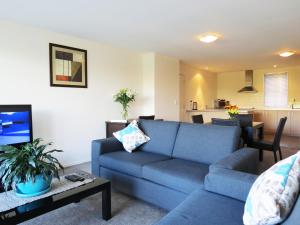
[198,33,220,43]
[279,51,295,57]
[273,65,277,68]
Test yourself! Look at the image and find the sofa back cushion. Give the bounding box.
[172,123,241,164]
[138,120,180,156]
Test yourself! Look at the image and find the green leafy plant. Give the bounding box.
[0,138,64,191]
[113,88,136,120]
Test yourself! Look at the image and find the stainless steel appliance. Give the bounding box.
[214,99,229,109]
[238,70,257,93]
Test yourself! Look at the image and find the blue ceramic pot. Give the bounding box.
[16,174,52,197]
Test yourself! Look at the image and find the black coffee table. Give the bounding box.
[0,172,111,225]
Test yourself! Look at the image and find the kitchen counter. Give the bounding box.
[184,108,300,137]
[254,108,300,111]
[187,108,300,112]
[185,108,253,123]
[186,108,255,113]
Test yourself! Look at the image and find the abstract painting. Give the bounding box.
[49,43,87,88]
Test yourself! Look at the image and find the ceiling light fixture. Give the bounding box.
[279,51,295,57]
[273,65,277,68]
[198,33,220,43]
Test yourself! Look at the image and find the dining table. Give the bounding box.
[206,120,264,146]
[245,121,264,145]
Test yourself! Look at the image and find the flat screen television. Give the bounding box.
[0,105,33,147]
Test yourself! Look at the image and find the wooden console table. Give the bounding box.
[105,121,129,138]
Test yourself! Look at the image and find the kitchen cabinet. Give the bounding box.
[263,110,278,133]
[277,111,291,136]
[253,110,264,122]
[186,109,300,137]
[291,111,300,136]
[254,110,297,136]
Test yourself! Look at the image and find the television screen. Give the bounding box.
[0,105,33,146]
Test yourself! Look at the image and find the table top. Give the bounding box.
[206,121,264,128]
[252,121,264,128]
[0,171,109,224]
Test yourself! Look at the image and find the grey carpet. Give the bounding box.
[21,191,166,225]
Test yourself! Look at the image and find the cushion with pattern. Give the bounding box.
[113,120,150,153]
[243,151,300,225]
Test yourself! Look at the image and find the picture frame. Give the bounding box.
[49,43,88,88]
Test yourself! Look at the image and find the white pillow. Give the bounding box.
[243,151,300,225]
[113,120,150,153]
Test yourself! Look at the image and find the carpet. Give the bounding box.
[21,191,166,225]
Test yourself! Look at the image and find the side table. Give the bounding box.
[105,121,129,138]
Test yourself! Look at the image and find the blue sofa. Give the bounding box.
[156,166,300,225]
[91,120,259,222]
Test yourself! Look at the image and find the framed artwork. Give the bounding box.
[49,43,87,88]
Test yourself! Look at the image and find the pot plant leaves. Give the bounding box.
[0,138,64,191]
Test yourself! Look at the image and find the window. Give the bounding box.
[264,73,288,108]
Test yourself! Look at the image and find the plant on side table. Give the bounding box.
[0,138,64,197]
[113,88,136,120]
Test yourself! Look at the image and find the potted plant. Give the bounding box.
[113,88,136,120]
[225,105,239,118]
[0,138,63,197]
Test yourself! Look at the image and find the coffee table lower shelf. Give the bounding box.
[0,176,111,225]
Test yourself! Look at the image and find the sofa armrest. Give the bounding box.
[91,137,123,176]
[205,168,257,202]
[210,147,259,174]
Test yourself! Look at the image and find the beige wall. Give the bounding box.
[0,21,144,166]
[217,66,300,108]
[141,53,155,115]
[155,55,180,121]
[180,63,217,120]
[141,53,180,121]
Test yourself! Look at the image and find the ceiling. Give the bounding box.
[1,0,300,72]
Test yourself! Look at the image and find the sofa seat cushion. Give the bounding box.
[156,189,244,225]
[172,123,241,165]
[99,151,170,178]
[143,159,209,194]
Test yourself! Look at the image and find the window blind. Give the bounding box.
[264,73,288,108]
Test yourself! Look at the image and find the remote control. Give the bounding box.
[65,174,85,182]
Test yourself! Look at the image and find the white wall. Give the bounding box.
[0,21,144,166]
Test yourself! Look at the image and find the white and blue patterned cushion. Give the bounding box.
[113,120,150,153]
[243,151,300,225]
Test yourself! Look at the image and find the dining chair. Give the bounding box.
[234,114,253,127]
[211,118,240,126]
[234,114,254,145]
[249,117,287,163]
[192,114,204,124]
[138,115,155,120]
